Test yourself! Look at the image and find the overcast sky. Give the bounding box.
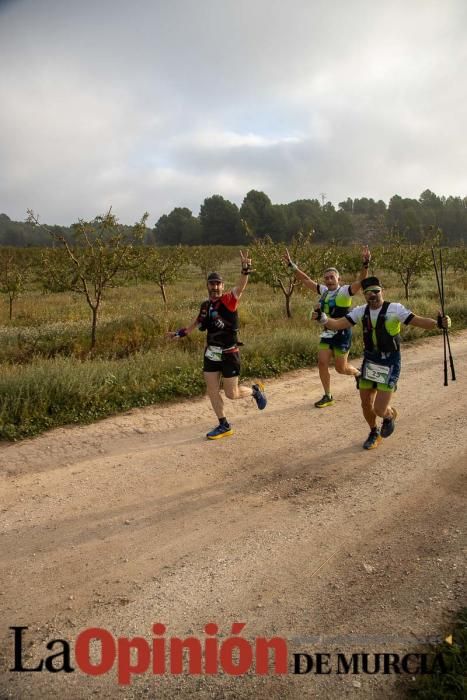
[1,0,466,226]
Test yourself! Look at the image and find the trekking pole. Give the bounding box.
[432,247,456,385]
[438,249,449,386]
[431,248,448,386]
[439,248,456,381]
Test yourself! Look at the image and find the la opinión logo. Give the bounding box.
[8,624,455,685]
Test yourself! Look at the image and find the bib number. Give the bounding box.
[205,345,223,362]
[363,361,391,384]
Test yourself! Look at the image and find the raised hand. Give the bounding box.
[282,248,292,266]
[282,248,298,270]
[240,249,253,274]
[311,304,322,321]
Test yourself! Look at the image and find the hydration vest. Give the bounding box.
[198,299,238,348]
[362,301,401,354]
[319,286,352,319]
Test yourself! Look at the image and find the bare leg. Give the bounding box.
[373,391,395,420]
[204,371,224,419]
[317,348,333,395]
[222,376,253,400]
[360,388,378,428]
[334,353,360,378]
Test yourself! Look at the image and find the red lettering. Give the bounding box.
[117,637,150,685]
[75,628,115,676]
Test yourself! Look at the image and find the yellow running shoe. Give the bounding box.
[206,424,233,440]
[314,394,334,408]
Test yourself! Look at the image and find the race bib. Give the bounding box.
[363,361,391,384]
[205,345,223,362]
[320,329,336,340]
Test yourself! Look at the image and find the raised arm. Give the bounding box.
[234,250,253,298]
[283,248,319,293]
[349,245,371,295]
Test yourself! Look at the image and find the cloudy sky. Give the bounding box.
[1,0,466,226]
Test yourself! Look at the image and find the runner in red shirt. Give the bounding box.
[168,251,267,439]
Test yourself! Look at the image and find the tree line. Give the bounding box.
[2,208,466,349]
[1,189,465,248]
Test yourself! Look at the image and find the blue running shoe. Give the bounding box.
[381,408,398,438]
[206,423,233,440]
[252,383,267,410]
[363,427,382,450]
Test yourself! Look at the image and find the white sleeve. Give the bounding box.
[317,284,328,296]
[341,284,352,299]
[346,304,366,324]
[389,302,414,323]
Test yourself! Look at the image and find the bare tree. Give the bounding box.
[28,208,148,348]
[140,246,187,305]
[384,227,438,300]
[250,230,318,318]
[0,250,27,320]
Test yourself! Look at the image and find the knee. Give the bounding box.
[335,362,346,374]
[224,387,237,400]
[318,357,329,369]
[373,405,386,418]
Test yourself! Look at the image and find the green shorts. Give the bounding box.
[358,378,395,392]
[318,342,348,357]
[318,327,352,356]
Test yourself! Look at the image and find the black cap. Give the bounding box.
[207,271,223,283]
[361,276,383,292]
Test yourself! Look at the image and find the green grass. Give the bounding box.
[406,607,467,699]
[0,259,465,440]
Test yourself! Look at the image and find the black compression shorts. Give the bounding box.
[203,350,240,378]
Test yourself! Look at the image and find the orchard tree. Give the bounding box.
[383,227,438,300]
[140,246,187,305]
[0,250,27,320]
[189,245,236,279]
[337,245,372,277]
[28,208,148,348]
[298,242,341,282]
[441,243,467,290]
[249,230,316,317]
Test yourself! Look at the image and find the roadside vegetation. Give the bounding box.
[406,606,467,699]
[0,242,465,440]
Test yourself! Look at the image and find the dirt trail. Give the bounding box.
[1,332,466,699]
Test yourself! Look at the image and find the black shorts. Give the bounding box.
[203,350,240,378]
